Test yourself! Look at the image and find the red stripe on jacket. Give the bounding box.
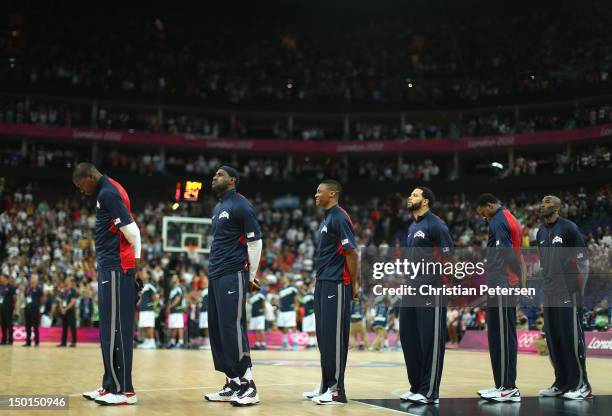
[502,209,522,286]
[107,177,136,272]
[337,206,354,286]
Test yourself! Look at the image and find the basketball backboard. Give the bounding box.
[162,216,213,254]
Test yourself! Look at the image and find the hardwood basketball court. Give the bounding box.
[1,344,610,415]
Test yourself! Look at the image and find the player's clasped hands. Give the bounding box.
[249,278,261,292]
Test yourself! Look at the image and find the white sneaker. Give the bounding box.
[199,344,211,350]
[539,386,563,397]
[562,384,592,400]
[482,387,521,402]
[204,379,241,402]
[400,391,415,401]
[312,389,347,405]
[303,384,321,400]
[406,393,439,405]
[231,380,260,406]
[477,387,498,397]
[138,341,155,350]
[82,388,106,401]
[94,392,138,405]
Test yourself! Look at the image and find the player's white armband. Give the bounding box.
[247,239,262,281]
[120,221,142,259]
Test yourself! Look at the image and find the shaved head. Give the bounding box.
[315,179,343,209]
[72,163,101,181]
[72,163,102,196]
[320,179,342,198]
[544,195,561,207]
[540,194,562,222]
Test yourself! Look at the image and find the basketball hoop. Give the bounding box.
[162,216,211,254]
[185,243,202,264]
[186,243,200,257]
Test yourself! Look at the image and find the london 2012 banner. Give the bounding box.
[459,330,612,358]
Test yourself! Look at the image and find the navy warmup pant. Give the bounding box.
[544,294,590,391]
[25,307,40,345]
[208,271,251,379]
[98,269,136,394]
[61,310,77,345]
[314,280,352,394]
[399,294,446,400]
[1,307,14,344]
[487,295,517,389]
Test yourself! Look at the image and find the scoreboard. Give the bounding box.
[174,180,203,202]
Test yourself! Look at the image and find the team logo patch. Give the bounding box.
[414,230,425,239]
[219,211,230,219]
[342,238,349,245]
[552,236,563,244]
[495,240,500,246]
[114,218,121,225]
[442,247,450,253]
[96,201,100,209]
[247,232,255,238]
[321,225,328,233]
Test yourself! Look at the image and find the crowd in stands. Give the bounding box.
[0,143,445,182]
[1,97,611,142]
[1,138,611,186]
[1,0,612,347]
[2,1,612,108]
[0,179,609,347]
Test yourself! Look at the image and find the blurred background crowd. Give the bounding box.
[0,0,610,350]
[1,180,610,348]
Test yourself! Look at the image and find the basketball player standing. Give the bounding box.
[475,194,525,403]
[399,187,453,405]
[203,166,262,407]
[537,195,592,400]
[303,179,358,405]
[73,163,142,406]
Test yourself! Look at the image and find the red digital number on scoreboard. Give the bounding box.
[175,182,182,202]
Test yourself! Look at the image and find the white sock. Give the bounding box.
[178,338,184,345]
[309,336,316,346]
[243,367,253,381]
[229,377,240,385]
